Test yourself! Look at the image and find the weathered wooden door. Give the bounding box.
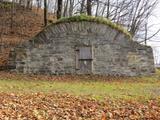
[76,46,93,74]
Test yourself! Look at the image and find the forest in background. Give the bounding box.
[0,0,159,42]
[0,0,159,66]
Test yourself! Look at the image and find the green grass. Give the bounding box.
[52,15,132,39]
[0,76,160,102]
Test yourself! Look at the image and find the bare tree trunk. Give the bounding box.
[106,0,110,18]
[57,0,63,19]
[26,0,30,9]
[10,0,15,32]
[63,0,69,17]
[101,2,107,16]
[53,0,57,15]
[95,0,99,17]
[36,0,42,12]
[80,0,85,14]
[44,0,47,26]
[144,22,148,45]
[87,0,92,15]
[69,0,74,16]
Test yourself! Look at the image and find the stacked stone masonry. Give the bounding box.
[8,21,155,76]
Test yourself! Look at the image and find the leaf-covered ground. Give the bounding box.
[0,72,160,119]
[0,93,160,120]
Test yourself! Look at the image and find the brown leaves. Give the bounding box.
[101,111,107,120]
[0,71,148,82]
[0,93,160,120]
[0,72,160,119]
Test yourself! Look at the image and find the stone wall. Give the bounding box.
[8,21,155,76]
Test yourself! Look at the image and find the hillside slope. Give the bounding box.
[0,2,55,66]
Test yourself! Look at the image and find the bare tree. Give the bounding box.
[44,0,47,26]
[87,0,92,15]
[95,0,99,16]
[57,0,63,19]
[91,0,158,41]
[80,0,85,14]
[63,0,69,17]
[69,0,74,16]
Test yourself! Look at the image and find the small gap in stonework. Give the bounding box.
[57,57,63,61]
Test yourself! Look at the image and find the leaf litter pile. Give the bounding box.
[0,92,160,120]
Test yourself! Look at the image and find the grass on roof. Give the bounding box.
[53,15,132,39]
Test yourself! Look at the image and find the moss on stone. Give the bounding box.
[53,15,132,39]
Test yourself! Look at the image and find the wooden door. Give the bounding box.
[76,46,93,74]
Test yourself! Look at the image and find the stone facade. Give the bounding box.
[8,21,155,76]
